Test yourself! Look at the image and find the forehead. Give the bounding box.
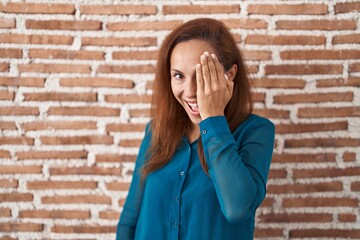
[170,39,214,69]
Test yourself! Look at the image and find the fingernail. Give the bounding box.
[200,55,206,61]
[204,51,209,56]
[224,74,229,80]
[211,54,216,59]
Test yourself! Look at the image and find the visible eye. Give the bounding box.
[172,73,184,80]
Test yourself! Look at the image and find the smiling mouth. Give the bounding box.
[186,101,200,116]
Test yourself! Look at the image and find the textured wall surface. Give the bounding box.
[0,0,359,239]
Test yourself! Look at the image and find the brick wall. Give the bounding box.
[0,1,359,239]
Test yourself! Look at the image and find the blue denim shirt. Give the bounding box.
[117,115,275,240]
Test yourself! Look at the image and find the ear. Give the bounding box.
[224,64,238,81]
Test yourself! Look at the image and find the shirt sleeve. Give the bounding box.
[199,115,275,223]
[116,123,151,240]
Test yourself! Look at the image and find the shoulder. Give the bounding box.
[233,114,275,140]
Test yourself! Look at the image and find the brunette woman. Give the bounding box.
[116,18,275,240]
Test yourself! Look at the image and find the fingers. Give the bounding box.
[200,53,211,92]
[196,63,203,92]
[208,54,219,86]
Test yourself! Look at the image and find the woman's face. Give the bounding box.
[170,39,216,126]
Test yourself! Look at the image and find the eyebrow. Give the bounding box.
[170,68,183,73]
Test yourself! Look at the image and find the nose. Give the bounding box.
[185,76,197,99]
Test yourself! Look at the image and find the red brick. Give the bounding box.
[280,50,360,60]
[60,77,134,88]
[0,77,45,87]
[22,121,97,131]
[0,179,18,188]
[298,106,360,118]
[98,64,154,74]
[0,91,14,100]
[42,194,111,204]
[108,20,182,31]
[99,210,120,219]
[259,197,275,208]
[26,20,101,30]
[0,107,39,116]
[105,94,152,103]
[0,137,34,145]
[163,5,240,14]
[0,222,43,232]
[242,50,271,60]
[272,153,336,163]
[316,77,360,87]
[253,108,290,119]
[338,213,357,222]
[247,65,259,74]
[0,3,75,14]
[41,135,113,145]
[106,182,130,191]
[276,121,348,134]
[350,62,360,73]
[106,123,146,132]
[274,92,353,104]
[248,4,327,15]
[294,167,360,179]
[27,180,97,190]
[49,166,120,176]
[0,63,9,72]
[259,213,332,223]
[240,35,324,45]
[0,193,33,202]
[285,138,360,148]
[0,235,17,240]
[23,92,97,102]
[222,19,268,29]
[29,49,104,60]
[0,165,41,174]
[0,18,15,28]
[254,228,283,238]
[0,34,73,45]
[333,34,360,44]
[276,20,356,30]
[18,63,91,73]
[113,50,158,60]
[48,106,120,116]
[282,197,358,208]
[290,229,360,238]
[351,181,360,191]
[265,64,342,75]
[95,154,136,163]
[343,152,356,162]
[254,78,306,89]
[268,181,343,194]
[0,122,16,130]
[129,108,150,118]
[82,37,156,47]
[80,5,157,15]
[119,139,142,148]
[52,224,115,233]
[335,2,360,14]
[19,210,90,219]
[0,208,11,217]
[0,48,22,58]
[16,150,87,160]
[252,92,266,103]
[269,169,287,179]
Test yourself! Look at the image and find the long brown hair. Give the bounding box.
[142,18,253,180]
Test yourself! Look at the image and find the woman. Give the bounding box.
[116,18,275,240]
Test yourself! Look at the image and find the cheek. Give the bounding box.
[171,81,182,100]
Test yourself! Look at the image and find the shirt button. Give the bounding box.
[188,147,190,152]
[180,171,184,176]
[175,196,180,202]
[202,129,207,134]
[174,222,178,228]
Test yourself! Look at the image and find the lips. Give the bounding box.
[186,101,200,116]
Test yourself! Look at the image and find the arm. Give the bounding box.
[199,116,275,223]
[116,123,151,240]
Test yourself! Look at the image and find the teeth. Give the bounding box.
[188,102,198,111]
